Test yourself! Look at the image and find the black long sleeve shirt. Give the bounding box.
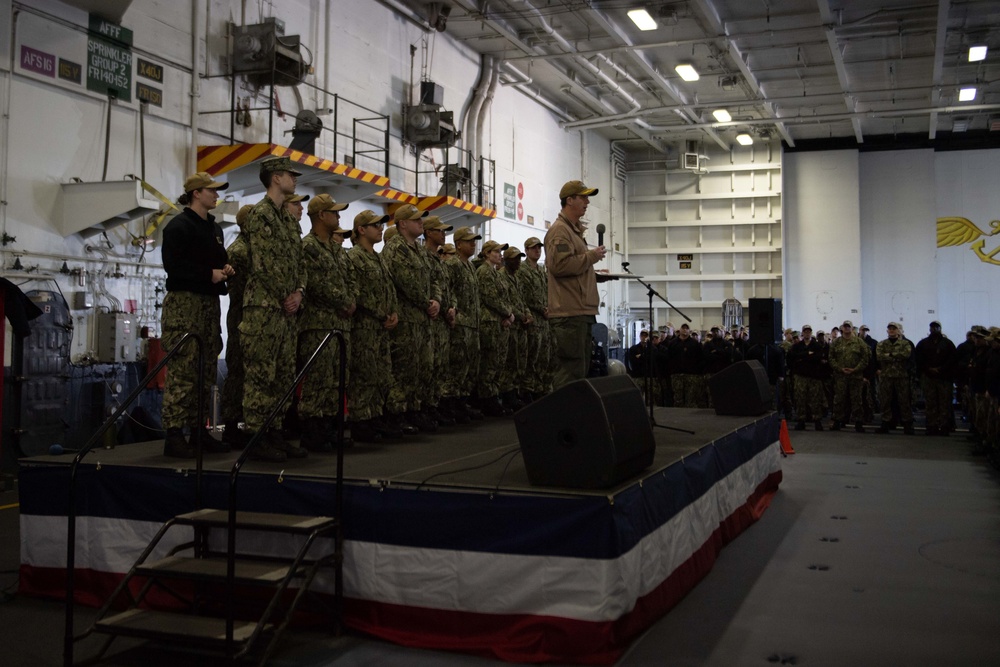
[162,207,228,295]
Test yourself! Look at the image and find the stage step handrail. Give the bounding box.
[222,328,347,651]
[63,331,205,667]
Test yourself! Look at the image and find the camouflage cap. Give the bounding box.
[503,246,526,260]
[308,193,348,216]
[524,236,543,248]
[259,156,302,176]
[816,330,826,336]
[393,203,428,221]
[330,226,350,236]
[422,216,453,232]
[559,180,599,199]
[354,209,390,229]
[286,193,310,204]
[930,320,942,329]
[453,226,482,242]
[783,328,793,335]
[482,240,508,254]
[801,324,813,331]
[382,225,398,243]
[439,243,457,256]
[887,322,901,330]
[842,320,854,328]
[183,172,228,192]
[235,204,253,228]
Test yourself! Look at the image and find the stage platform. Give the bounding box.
[18,408,782,665]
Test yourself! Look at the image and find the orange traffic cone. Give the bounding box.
[779,419,796,455]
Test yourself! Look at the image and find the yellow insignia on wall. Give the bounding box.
[937,217,1000,265]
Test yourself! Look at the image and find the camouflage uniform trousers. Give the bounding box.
[794,376,826,422]
[919,376,952,433]
[443,325,479,398]
[832,373,865,423]
[502,324,528,394]
[550,315,595,390]
[878,375,913,423]
[778,375,795,418]
[671,373,707,408]
[297,328,349,420]
[973,391,989,437]
[478,322,510,398]
[240,306,297,434]
[986,395,999,451]
[428,317,450,406]
[523,321,546,394]
[389,319,432,413]
[161,291,222,430]
[349,325,392,422]
[861,377,877,422]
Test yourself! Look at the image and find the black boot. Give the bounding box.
[502,390,525,412]
[222,420,249,449]
[481,396,510,417]
[193,426,231,453]
[794,421,806,431]
[427,403,455,427]
[461,397,485,421]
[831,421,842,431]
[350,419,382,444]
[325,416,353,448]
[854,421,865,433]
[270,429,308,458]
[372,415,404,439]
[407,410,438,433]
[163,428,195,458]
[388,412,419,436]
[247,431,286,462]
[299,418,332,452]
[446,397,470,424]
[902,422,915,435]
[814,420,824,432]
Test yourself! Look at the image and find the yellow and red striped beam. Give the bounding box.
[417,195,496,219]
[374,188,419,205]
[197,143,390,188]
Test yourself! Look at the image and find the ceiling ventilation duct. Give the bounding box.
[231,17,307,87]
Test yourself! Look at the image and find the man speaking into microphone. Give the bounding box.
[544,179,609,389]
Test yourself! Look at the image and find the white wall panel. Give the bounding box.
[783,150,861,332]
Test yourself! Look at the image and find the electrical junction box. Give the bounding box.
[96,312,136,363]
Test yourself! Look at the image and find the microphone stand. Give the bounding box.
[622,263,695,434]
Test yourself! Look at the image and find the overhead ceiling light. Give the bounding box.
[736,133,753,146]
[712,109,732,122]
[627,9,658,31]
[675,64,699,82]
[969,45,988,62]
[959,87,977,102]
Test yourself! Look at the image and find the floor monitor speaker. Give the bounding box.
[514,376,655,489]
[708,360,772,416]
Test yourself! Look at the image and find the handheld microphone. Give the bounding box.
[621,261,630,271]
[596,223,606,247]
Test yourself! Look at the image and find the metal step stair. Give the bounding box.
[78,508,341,665]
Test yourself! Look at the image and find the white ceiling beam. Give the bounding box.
[928,0,951,139]
[817,0,863,144]
[690,0,795,147]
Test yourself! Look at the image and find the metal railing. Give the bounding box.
[222,329,347,652]
[63,332,205,667]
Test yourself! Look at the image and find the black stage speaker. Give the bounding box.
[514,376,655,489]
[708,360,772,416]
[748,298,782,345]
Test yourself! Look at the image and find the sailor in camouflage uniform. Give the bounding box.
[382,204,440,432]
[161,172,234,458]
[296,194,357,451]
[876,322,915,434]
[443,227,485,421]
[517,237,551,398]
[477,240,515,416]
[347,210,408,443]
[421,216,457,425]
[501,246,532,410]
[239,157,310,461]
[829,320,871,433]
[220,204,253,449]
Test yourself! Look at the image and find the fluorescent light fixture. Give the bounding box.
[675,64,699,81]
[736,133,754,146]
[712,109,732,122]
[959,86,977,102]
[969,45,987,62]
[627,9,658,31]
